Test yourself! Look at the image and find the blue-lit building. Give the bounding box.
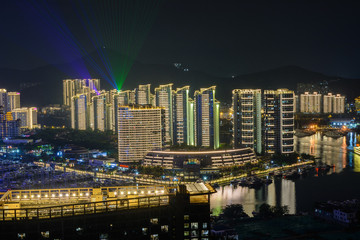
[330,118,357,129]
[194,86,220,149]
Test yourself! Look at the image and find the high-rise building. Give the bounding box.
[118,105,165,163]
[11,107,38,129]
[323,93,345,114]
[264,89,295,154]
[172,86,194,146]
[135,84,151,105]
[0,89,8,113]
[232,89,262,154]
[71,94,87,130]
[63,79,100,106]
[155,84,173,144]
[333,94,345,114]
[300,92,321,113]
[0,107,20,139]
[89,94,107,131]
[7,92,20,111]
[194,86,220,149]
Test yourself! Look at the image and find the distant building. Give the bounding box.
[264,89,295,154]
[71,94,87,130]
[300,92,321,113]
[0,107,20,139]
[355,96,360,114]
[89,94,107,131]
[135,84,151,105]
[63,79,100,106]
[7,92,20,111]
[172,86,194,146]
[323,93,345,114]
[118,105,165,163]
[12,107,38,130]
[155,84,173,145]
[232,89,262,154]
[0,89,8,113]
[194,86,220,149]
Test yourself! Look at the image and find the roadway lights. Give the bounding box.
[45,195,48,198]
[17,196,20,199]
[37,195,41,198]
[161,190,164,194]
[66,194,69,197]
[51,194,55,197]
[72,193,76,197]
[127,191,131,194]
[114,192,117,195]
[24,195,27,198]
[133,191,137,194]
[155,190,158,194]
[80,193,83,196]
[31,195,34,198]
[141,191,144,194]
[120,192,124,195]
[59,194,63,197]
[85,193,89,196]
[148,191,151,194]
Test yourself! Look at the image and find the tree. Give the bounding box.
[259,203,273,218]
[222,204,249,219]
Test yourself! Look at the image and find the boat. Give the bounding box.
[323,131,345,138]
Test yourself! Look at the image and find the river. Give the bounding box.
[210,132,360,216]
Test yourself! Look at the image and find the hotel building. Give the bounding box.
[155,84,173,145]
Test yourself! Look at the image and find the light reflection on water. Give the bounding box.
[210,132,359,216]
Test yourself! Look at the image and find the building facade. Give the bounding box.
[118,105,165,163]
[63,79,100,106]
[232,89,262,154]
[155,84,173,145]
[300,92,321,113]
[11,107,38,130]
[7,92,20,112]
[71,94,87,130]
[194,86,220,149]
[172,86,194,146]
[135,84,151,105]
[264,89,295,154]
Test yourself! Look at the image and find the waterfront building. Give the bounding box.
[0,184,213,239]
[63,79,100,106]
[11,107,38,129]
[155,84,173,145]
[264,89,295,154]
[194,86,220,149]
[135,84,151,105]
[300,92,321,113]
[7,92,20,111]
[118,105,165,163]
[71,94,87,130]
[144,148,257,180]
[323,93,345,114]
[355,96,360,114]
[232,89,262,154]
[172,86,194,146]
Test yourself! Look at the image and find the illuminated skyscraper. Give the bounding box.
[135,84,151,105]
[118,105,165,163]
[12,107,38,130]
[232,89,262,154]
[194,86,220,149]
[7,92,20,111]
[89,94,107,131]
[71,94,87,130]
[300,92,321,113]
[264,89,295,154]
[0,89,8,113]
[0,107,20,139]
[155,84,173,144]
[63,79,100,106]
[172,86,194,146]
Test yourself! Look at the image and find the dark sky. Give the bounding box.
[1,0,360,78]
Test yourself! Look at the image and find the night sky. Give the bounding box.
[1,0,359,78]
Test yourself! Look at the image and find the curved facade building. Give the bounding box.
[143,148,257,169]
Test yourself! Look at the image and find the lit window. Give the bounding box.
[191,222,198,229]
[41,231,50,238]
[161,225,168,232]
[184,231,189,236]
[142,228,148,235]
[184,223,189,228]
[150,234,159,240]
[191,230,198,237]
[201,230,209,236]
[150,218,158,224]
[184,215,189,220]
[202,223,207,229]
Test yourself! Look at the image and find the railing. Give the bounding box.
[0,195,170,221]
